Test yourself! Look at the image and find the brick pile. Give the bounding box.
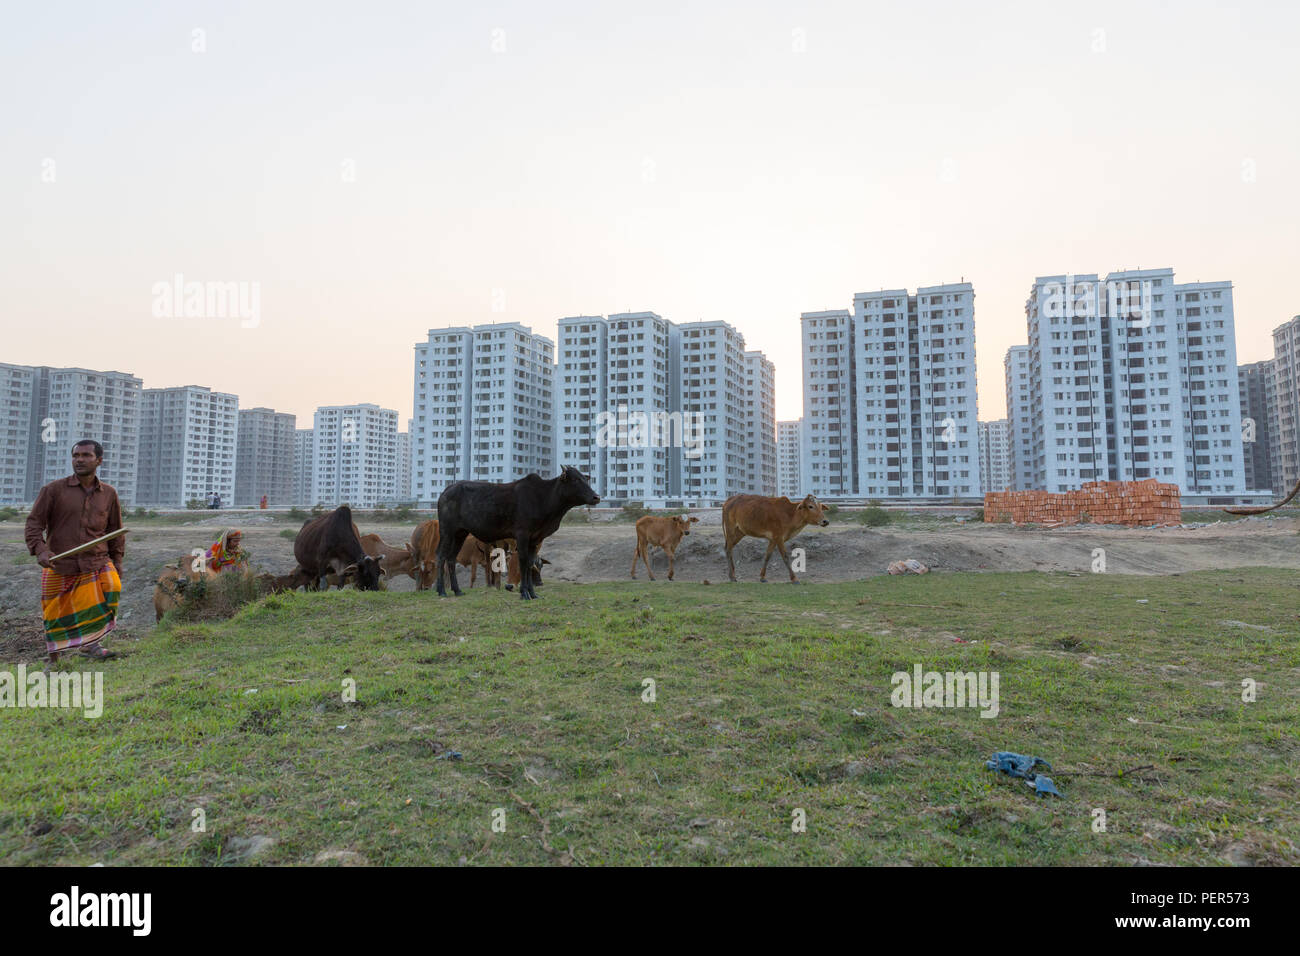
[984,479,1181,527]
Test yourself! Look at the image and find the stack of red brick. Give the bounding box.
[984,479,1181,527]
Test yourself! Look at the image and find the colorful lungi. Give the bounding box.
[40,562,120,654]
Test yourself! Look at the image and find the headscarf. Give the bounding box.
[206,529,249,573]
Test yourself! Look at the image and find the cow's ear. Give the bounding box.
[560,469,570,482]
[690,516,699,523]
[341,563,358,575]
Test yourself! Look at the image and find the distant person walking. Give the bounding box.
[24,440,124,662]
[260,494,268,510]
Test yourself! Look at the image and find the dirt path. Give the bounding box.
[4,513,1298,642]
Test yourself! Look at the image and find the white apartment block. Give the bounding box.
[978,419,1012,493]
[395,426,412,504]
[234,407,296,507]
[678,321,748,503]
[1024,269,1244,495]
[292,428,314,505]
[1270,316,1300,496]
[777,419,803,498]
[413,327,474,505]
[12,367,144,506]
[854,283,978,498]
[604,312,677,501]
[1238,360,1276,494]
[313,404,399,509]
[800,309,856,496]
[0,364,37,505]
[412,323,554,507]
[743,350,777,495]
[554,313,773,504]
[556,316,609,496]
[1004,345,1035,490]
[138,385,237,507]
[469,323,554,483]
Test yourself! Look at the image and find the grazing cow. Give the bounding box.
[153,557,208,621]
[435,466,599,600]
[360,533,417,582]
[506,547,549,589]
[630,514,699,581]
[293,505,384,591]
[722,494,829,583]
[409,519,440,591]
[455,534,502,588]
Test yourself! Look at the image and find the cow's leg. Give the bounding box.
[630,538,641,578]
[760,539,777,582]
[515,533,536,600]
[724,526,742,582]
[437,531,467,597]
[776,540,797,582]
[667,545,676,581]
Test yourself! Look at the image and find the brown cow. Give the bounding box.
[630,514,699,581]
[455,534,504,588]
[722,494,829,583]
[360,533,416,582]
[507,546,548,589]
[409,519,440,591]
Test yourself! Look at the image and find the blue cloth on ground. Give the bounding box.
[985,751,1052,778]
[984,751,1062,797]
[1032,776,1062,798]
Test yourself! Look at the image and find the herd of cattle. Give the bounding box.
[154,467,832,617]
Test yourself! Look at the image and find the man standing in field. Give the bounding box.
[25,440,125,662]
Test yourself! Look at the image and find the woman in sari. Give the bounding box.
[205,529,251,574]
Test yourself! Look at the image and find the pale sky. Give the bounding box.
[3,0,1296,427]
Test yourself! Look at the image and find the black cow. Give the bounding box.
[293,505,384,591]
[435,466,599,600]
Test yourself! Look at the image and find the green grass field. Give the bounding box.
[2,570,1297,866]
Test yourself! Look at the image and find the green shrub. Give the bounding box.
[310,503,325,517]
[185,499,205,510]
[279,529,297,540]
[288,507,308,522]
[970,508,984,522]
[0,506,20,522]
[563,508,592,525]
[858,506,891,527]
[391,505,415,522]
[169,572,263,624]
[621,501,649,522]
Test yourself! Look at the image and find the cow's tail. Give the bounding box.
[1223,477,1300,515]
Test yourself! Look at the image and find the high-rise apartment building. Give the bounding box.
[1,365,144,505]
[743,350,777,495]
[1238,360,1275,494]
[1004,345,1034,490]
[395,426,412,504]
[978,419,1011,493]
[1270,316,1300,496]
[312,404,399,509]
[799,308,856,496]
[0,364,37,505]
[292,428,314,505]
[678,321,747,502]
[1024,269,1243,495]
[138,385,238,506]
[556,316,609,495]
[235,407,295,507]
[777,419,803,498]
[800,282,979,499]
[411,323,555,506]
[552,313,773,504]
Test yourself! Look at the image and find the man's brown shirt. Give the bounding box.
[25,475,125,576]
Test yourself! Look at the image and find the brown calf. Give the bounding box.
[360,532,416,582]
[409,519,440,590]
[722,494,829,582]
[630,514,699,581]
